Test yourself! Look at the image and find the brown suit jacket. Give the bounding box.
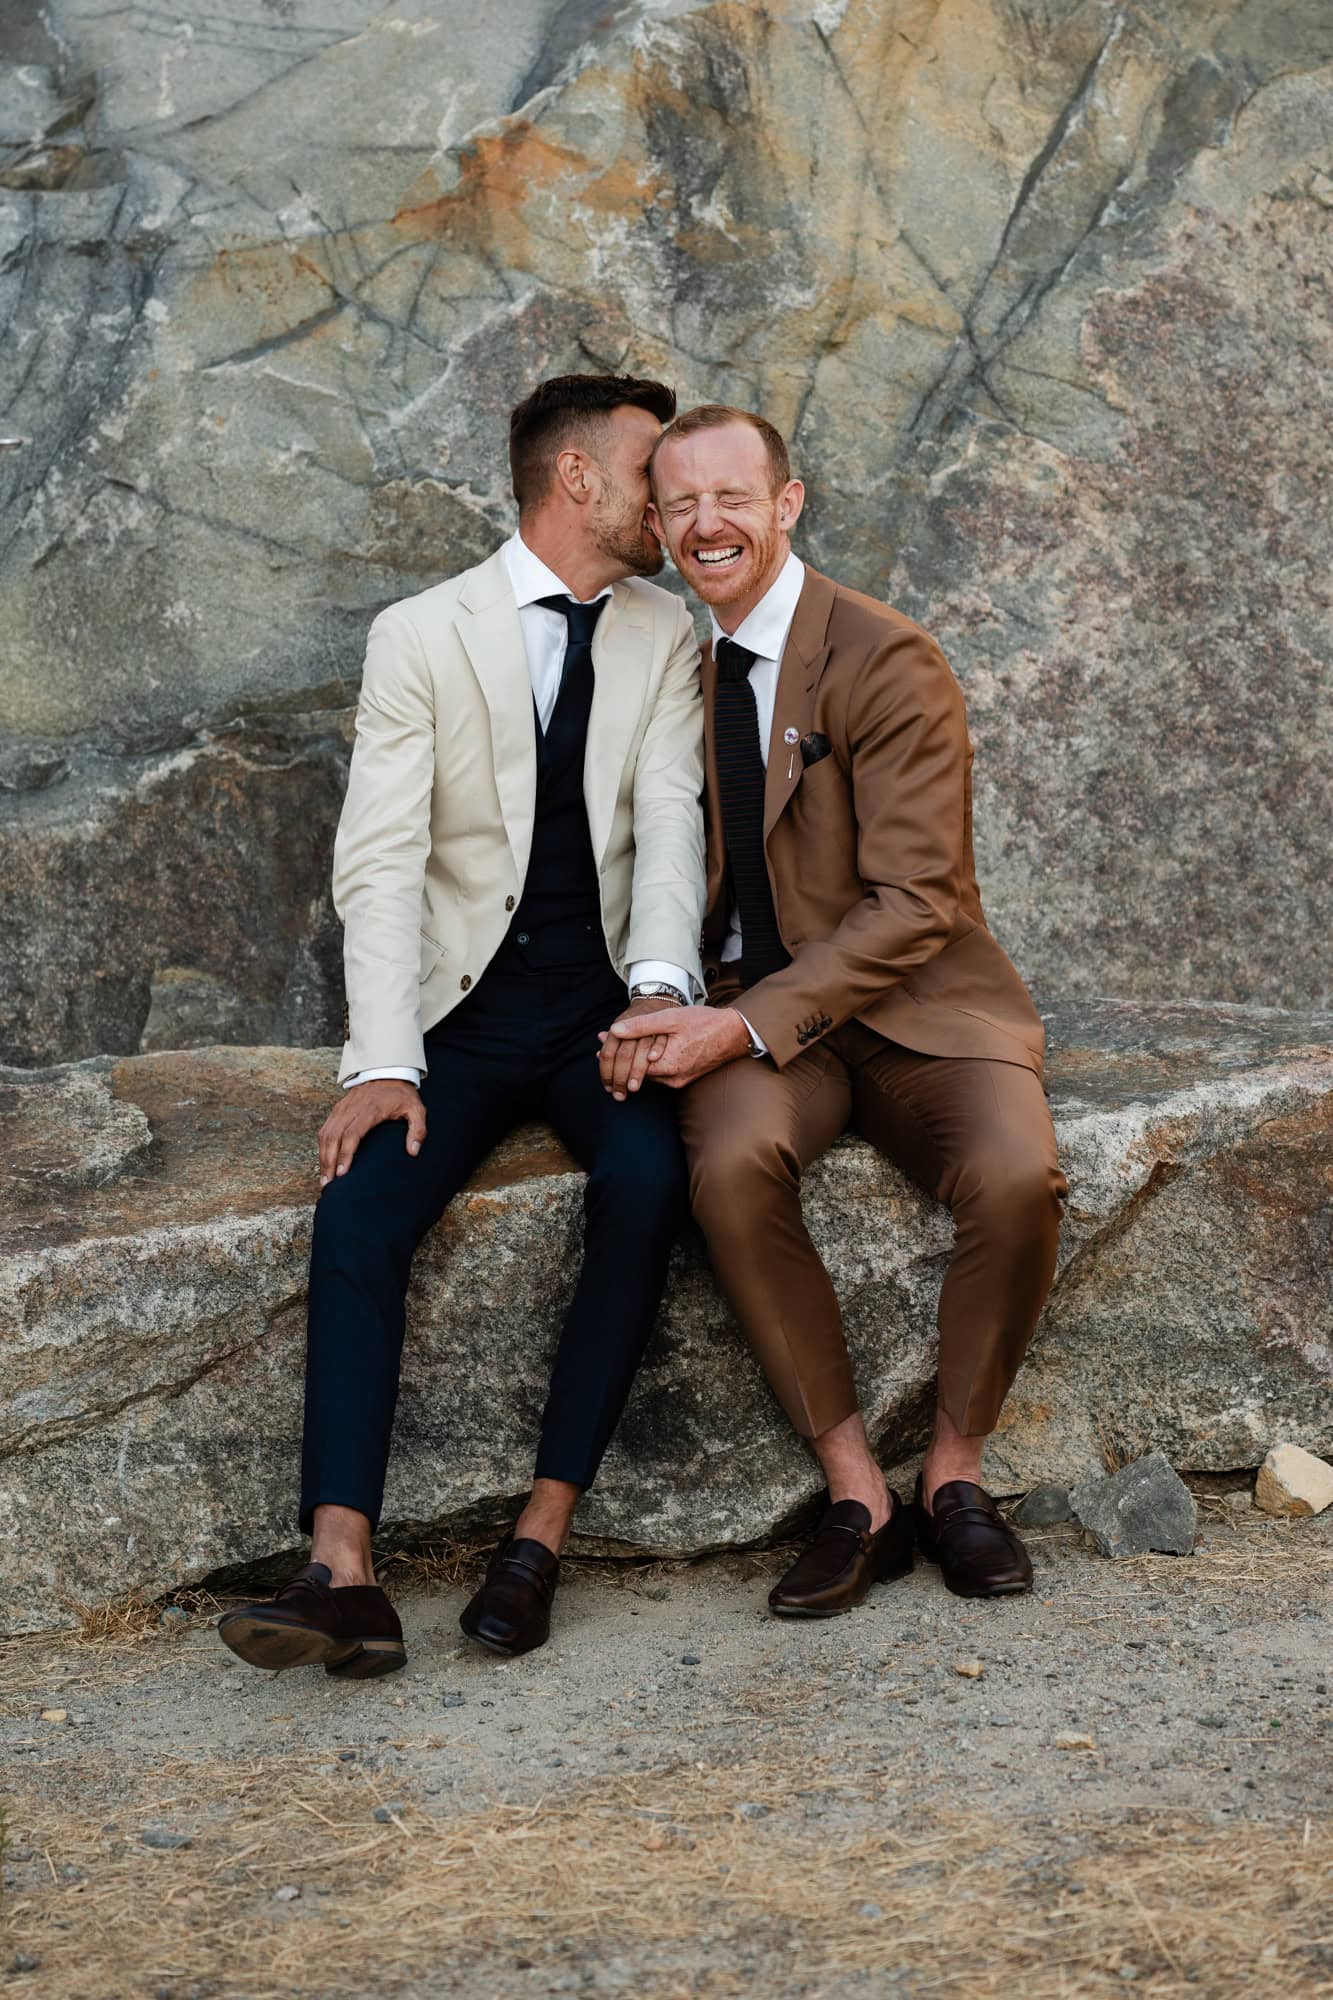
[701,564,1046,1074]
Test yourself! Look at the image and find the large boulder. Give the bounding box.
[3,2,1332,1063]
[2,998,1329,1635]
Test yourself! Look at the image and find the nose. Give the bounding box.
[696,494,725,539]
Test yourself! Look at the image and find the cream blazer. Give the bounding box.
[333,547,706,1082]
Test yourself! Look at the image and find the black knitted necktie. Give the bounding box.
[536,594,604,769]
[714,636,790,982]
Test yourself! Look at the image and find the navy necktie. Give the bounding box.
[714,636,790,983]
[535,593,604,771]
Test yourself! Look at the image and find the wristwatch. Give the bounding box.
[629,980,687,1006]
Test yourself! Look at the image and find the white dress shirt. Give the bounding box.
[349,531,694,1086]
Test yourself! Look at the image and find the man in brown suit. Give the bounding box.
[606,405,1068,1613]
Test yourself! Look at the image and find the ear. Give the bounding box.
[553,446,593,506]
[777,477,805,534]
[646,496,665,540]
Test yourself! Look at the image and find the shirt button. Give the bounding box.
[505,896,516,912]
[517,933,530,945]
[460,974,471,990]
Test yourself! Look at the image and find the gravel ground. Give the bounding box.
[3,1496,1330,1999]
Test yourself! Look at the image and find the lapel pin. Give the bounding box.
[783,726,800,779]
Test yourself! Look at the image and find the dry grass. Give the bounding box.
[4,1749,1330,2000]
[1118,1515,1333,1601]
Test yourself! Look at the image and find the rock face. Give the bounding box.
[2,999,1330,1634]
[3,2,1332,1062]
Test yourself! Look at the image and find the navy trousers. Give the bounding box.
[299,959,687,1533]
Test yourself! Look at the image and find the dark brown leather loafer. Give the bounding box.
[217,1563,406,1677]
[768,1494,914,1618]
[914,1476,1033,1597]
[459,1534,560,1657]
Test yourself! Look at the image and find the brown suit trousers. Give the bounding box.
[680,1007,1067,1439]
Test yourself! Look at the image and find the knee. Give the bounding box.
[311,1156,410,1258]
[687,1127,797,1234]
[587,1132,688,1233]
[955,1150,1065,1235]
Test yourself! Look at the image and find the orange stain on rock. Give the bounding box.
[391,122,663,259]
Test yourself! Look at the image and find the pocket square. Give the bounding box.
[799,731,832,768]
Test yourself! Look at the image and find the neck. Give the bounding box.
[518,512,621,603]
[712,540,790,635]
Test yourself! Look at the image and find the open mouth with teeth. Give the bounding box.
[691,545,745,571]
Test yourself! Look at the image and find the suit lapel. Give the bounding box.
[585,581,652,864]
[455,550,538,881]
[762,567,837,838]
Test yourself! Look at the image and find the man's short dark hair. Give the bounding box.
[508,374,676,510]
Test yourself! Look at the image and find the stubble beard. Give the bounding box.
[691,518,781,611]
[594,498,665,578]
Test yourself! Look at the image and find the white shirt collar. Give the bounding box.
[708,550,805,664]
[502,530,614,610]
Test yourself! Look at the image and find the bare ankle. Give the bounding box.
[514,1477,579,1558]
[311,1548,376,1589]
[309,1505,375,1588]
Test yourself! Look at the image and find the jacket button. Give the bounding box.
[460,975,471,991]
[505,896,516,912]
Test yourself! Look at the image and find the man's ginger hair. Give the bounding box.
[650,404,791,491]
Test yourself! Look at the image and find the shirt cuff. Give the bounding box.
[626,959,694,1003]
[735,1010,768,1057]
[344,1066,424,1089]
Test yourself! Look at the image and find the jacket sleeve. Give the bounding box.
[622,598,707,995]
[332,609,436,1083]
[738,625,967,1068]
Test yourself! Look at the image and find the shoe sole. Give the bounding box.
[769,1552,914,1619]
[216,1612,406,1678]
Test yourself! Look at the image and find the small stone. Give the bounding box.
[954,1659,984,1679]
[736,1801,769,1820]
[1070,1452,1197,1557]
[1197,1713,1228,1729]
[140,1828,192,1850]
[273,1885,300,1902]
[8,1954,40,1973]
[1223,1487,1252,1513]
[158,1604,191,1630]
[857,1901,883,1919]
[39,1709,67,1725]
[680,1653,701,1666]
[372,1803,405,1824]
[1118,1966,1139,1982]
[338,1749,356,1761]
[1013,1483,1072,1527]
[441,1692,464,1708]
[1054,1732,1095,1751]
[1254,1443,1333,1519]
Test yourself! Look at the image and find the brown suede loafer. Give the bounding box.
[914,1476,1033,1597]
[459,1534,560,1657]
[216,1563,406,1677]
[768,1494,914,1618]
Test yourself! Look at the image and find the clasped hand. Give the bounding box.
[599,1002,750,1096]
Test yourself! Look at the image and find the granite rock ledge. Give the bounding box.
[1,999,1330,1635]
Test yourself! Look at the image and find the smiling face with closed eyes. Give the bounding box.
[648,420,805,632]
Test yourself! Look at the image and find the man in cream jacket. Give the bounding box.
[219,375,705,1675]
